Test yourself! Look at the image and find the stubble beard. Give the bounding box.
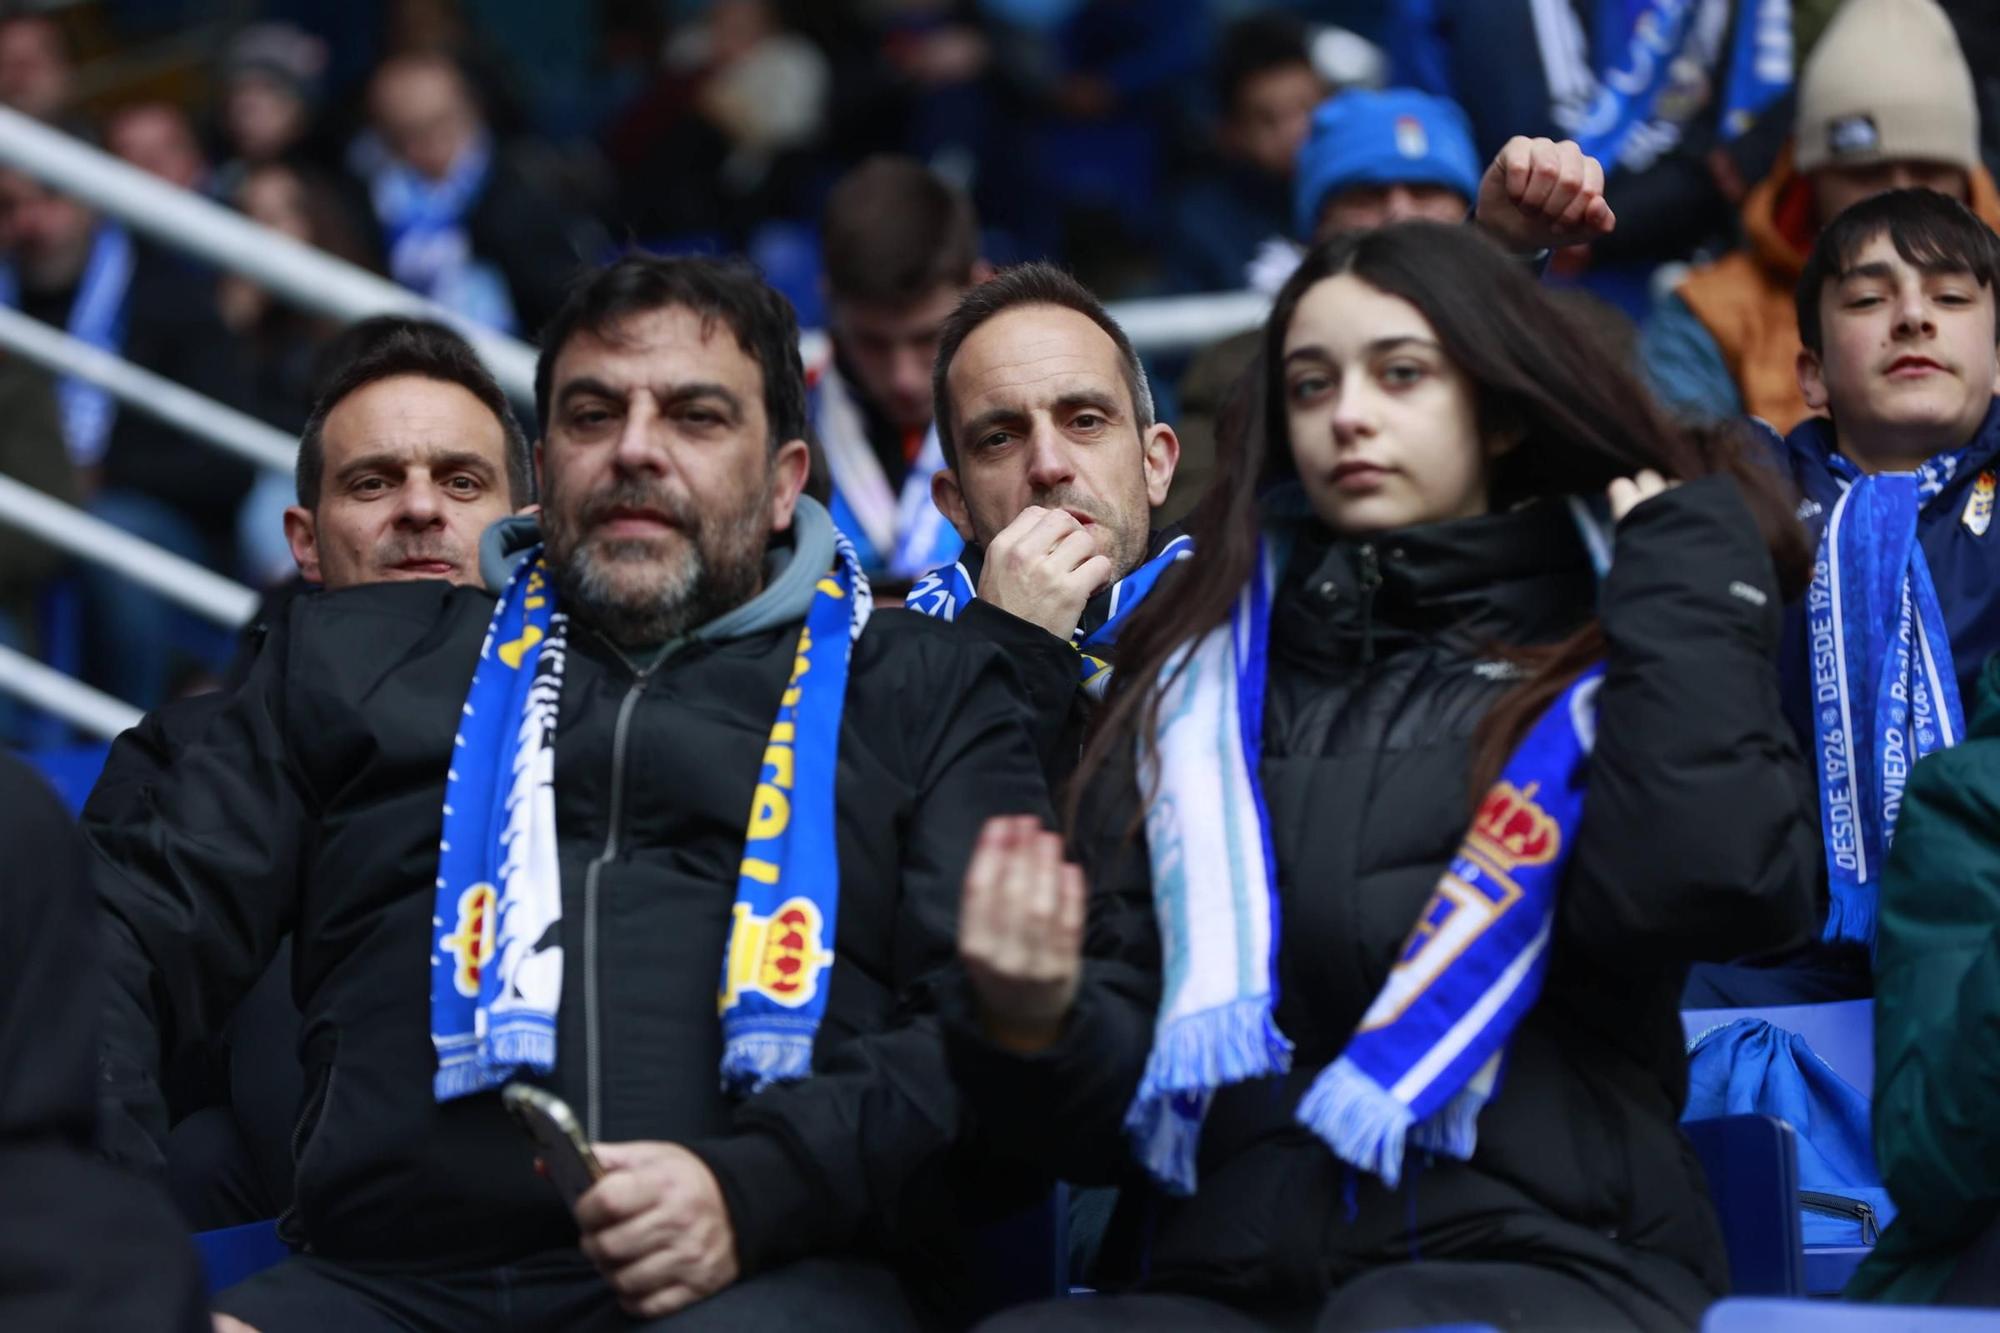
[544,470,773,649]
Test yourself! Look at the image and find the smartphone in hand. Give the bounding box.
[501,1084,606,1206]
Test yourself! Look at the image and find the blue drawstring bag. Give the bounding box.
[1684,1018,1896,1247]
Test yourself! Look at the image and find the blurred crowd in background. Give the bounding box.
[0,0,1996,722]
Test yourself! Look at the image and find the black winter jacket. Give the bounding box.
[0,754,206,1333]
[89,525,1050,1305]
[946,478,1820,1329]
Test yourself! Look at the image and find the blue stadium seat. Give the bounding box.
[1684,1115,1806,1296]
[969,1184,1070,1316]
[18,741,109,814]
[193,1220,288,1297]
[1702,1298,2000,1331]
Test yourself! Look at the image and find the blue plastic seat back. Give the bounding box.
[194,1220,289,1297]
[18,741,109,814]
[967,1184,1069,1316]
[1703,1298,2000,1331]
[1683,1114,1805,1297]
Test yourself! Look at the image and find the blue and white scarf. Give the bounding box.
[1530,0,1792,174]
[1129,535,1601,1193]
[430,538,870,1101]
[811,362,963,579]
[1807,450,1967,949]
[907,533,1193,698]
[361,130,517,333]
[0,221,135,467]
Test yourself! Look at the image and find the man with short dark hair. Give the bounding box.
[284,318,531,589]
[358,53,595,335]
[907,262,1184,785]
[1687,188,2000,1006]
[92,254,1049,1329]
[91,317,529,1234]
[912,139,1619,784]
[809,155,987,583]
[1163,11,1327,295]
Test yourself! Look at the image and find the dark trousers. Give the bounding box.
[216,1251,929,1332]
[980,1261,1669,1333]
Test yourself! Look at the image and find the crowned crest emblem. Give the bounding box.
[1468,780,1561,873]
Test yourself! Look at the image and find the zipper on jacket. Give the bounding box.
[1799,1191,1879,1245]
[581,667,652,1142]
[1356,543,1383,663]
[276,1061,334,1250]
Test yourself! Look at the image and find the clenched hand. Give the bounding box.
[1474,136,1617,254]
[977,506,1115,641]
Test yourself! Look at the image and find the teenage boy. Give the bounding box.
[1688,187,2000,1005]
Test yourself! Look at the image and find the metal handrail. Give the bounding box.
[1105,289,1271,356]
[0,475,257,627]
[0,103,540,400]
[0,304,296,473]
[0,641,139,740]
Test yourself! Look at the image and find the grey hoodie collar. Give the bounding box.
[476,495,839,645]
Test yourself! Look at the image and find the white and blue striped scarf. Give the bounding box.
[429,537,870,1101]
[1807,449,1967,949]
[1130,534,1601,1193]
[906,533,1193,698]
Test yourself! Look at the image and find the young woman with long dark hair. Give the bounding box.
[944,222,1820,1331]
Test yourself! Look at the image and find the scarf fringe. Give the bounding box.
[720,1034,816,1097]
[1821,882,1877,951]
[1409,1079,1486,1161]
[1126,997,1293,1195]
[1297,1056,1415,1190]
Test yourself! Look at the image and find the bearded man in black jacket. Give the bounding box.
[89,254,1049,1331]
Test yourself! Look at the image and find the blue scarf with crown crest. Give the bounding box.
[1130,529,1604,1194]
[429,535,871,1101]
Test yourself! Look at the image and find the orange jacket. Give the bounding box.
[1677,145,2000,431]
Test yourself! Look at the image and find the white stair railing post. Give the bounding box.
[0,474,258,627]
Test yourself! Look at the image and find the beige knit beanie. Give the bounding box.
[1794,0,1980,174]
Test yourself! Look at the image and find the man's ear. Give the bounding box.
[768,438,811,532]
[283,505,322,584]
[1798,347,1830,412]
[1142,422,1181,510]
[932,466,977,544]
[533,439,546,497]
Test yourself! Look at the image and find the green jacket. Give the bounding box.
[1847,652,2000,1303]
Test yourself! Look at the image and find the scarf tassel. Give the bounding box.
[1821,881,1878,953]
[720,1033,816,1098]
[1125,997,1293,1195]
[1297,1056,1416,1190]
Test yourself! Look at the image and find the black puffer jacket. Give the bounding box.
[89,509,1050,1312]
[947,477,1820,1329]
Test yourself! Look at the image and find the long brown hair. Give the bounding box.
[1072,222,1809,824]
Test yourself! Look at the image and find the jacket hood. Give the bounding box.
[476,494,839,644]
[1740,143,2000,282]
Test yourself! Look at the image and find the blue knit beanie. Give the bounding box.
[1293,89,1482,239]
